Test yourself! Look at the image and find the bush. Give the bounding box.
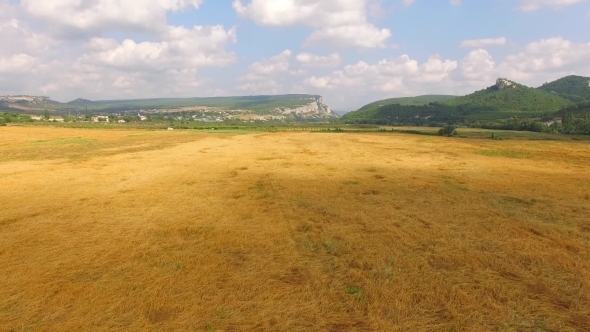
[438,125,457,137]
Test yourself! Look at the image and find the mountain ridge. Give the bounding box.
[1,94,338,121]
[342,76,585,126]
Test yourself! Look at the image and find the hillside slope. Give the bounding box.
[443,79,570,113]
[537,75,590,102]
[0,95,61,112]
[342,78,576,125]
[359,95,457,110]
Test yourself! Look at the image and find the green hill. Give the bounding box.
[345,95,457,122]
[359,95,457,110]
[443,79,570,113]
[341,103,458,124]
[537,75,590,102]
[66,98,96,106]
[342,78,575,126]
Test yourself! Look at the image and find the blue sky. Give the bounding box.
[1,0,589,111]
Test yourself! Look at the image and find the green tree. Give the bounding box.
[438,124,457,137]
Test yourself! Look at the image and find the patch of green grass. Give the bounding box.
[323,240,347,255]
[250,181,274,199]
[346,287,364,301]
[217,307,230,320]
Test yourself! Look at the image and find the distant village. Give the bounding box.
[23,109,292,124]
[27,110,228,123]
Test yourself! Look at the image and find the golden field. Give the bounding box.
[1,126,589,331]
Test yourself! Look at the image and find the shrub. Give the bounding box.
[438,125,457,137]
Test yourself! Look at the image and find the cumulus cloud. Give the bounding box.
[518,0,585,11]
[296,53,341,67]
[20,0,204,35]
[232,0,366,27]
[305,25,391,49]
[460,49,496,82]
[0,0,237,100]
[237,50,293,94]
[244,50,292,78]
[460,37,507,48]
[79,26,237,71]
[232,0,391,48]
[0,54,36,74]
[500,37,590,79]
[0,20,55,57]
[304,55,458,92]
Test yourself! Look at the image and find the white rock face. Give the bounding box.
[496,78,515,89]
[279,100,339,119]
[0,95,51,102]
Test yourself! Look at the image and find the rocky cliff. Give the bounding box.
[0,95,61,112]
[279,100,339,119]
[496,78,516,90]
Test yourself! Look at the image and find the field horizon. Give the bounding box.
[1,126,589,331]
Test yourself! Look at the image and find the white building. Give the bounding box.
[92,116,110,123]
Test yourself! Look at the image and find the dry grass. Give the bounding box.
[1,126,590,331]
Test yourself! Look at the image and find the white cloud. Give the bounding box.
[402,0,416,6]
[244,50,292,78]
[20,0,204,35]
[305,55,458,92]
[460,37,507,48]
[232,0,367,27]
[232,0,391,49]
[460,49,496,81]
[237,50,293,93]
[305,24,391,49]
[0,54,36,74]
[79,26,237,71]
[296,53,341,67]
[518,0,585,11]
[501,37,590,76]
[368,0,388,19]
[0,1,237,100]
[0,20,55,57]
[450,0,462,5]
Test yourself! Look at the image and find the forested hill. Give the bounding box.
[342,77,577,126]
[443,78,570,113]
[537,75,590,102]
[348,95,457,120]
[358,95,457,110]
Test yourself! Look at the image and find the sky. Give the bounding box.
[1,0,589,111]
